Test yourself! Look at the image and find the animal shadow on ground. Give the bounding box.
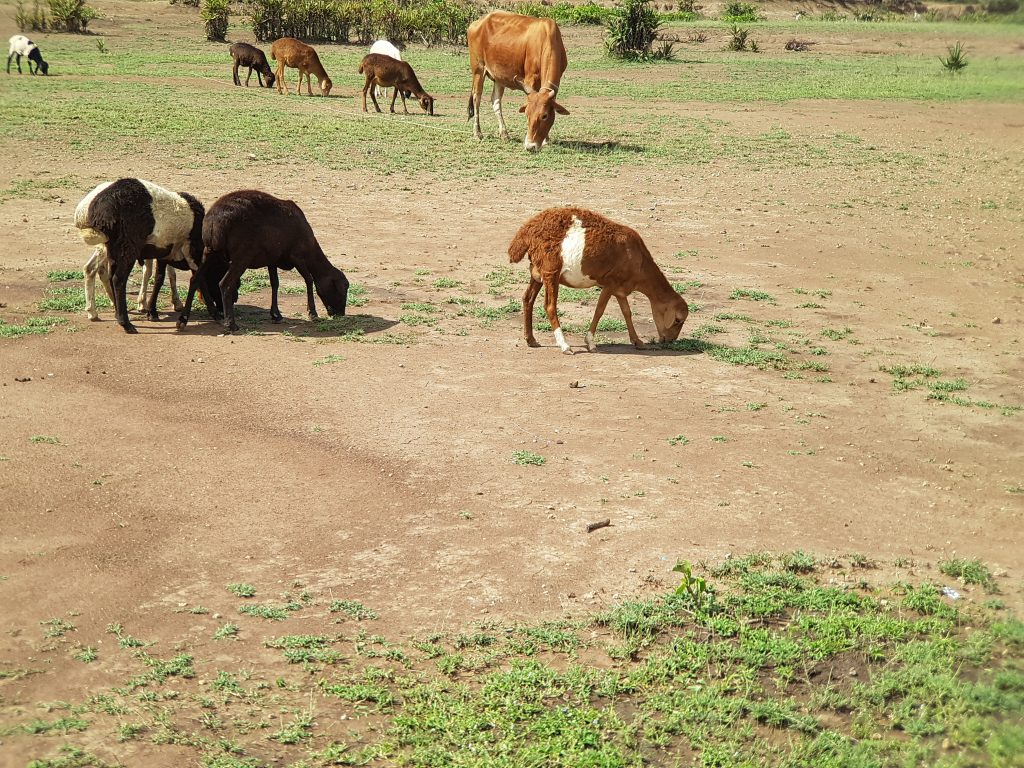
[552,139,644,154]
[587,338,705,356]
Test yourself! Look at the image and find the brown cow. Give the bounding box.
[467,10,569,152]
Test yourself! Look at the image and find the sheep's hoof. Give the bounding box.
[147,312,160,322]
[499,131,511,141]
[561,348,575,355]
[86,314,100,322]
[176,317,189,330]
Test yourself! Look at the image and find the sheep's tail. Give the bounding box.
[508,229,530,264]
[78,228,107,246]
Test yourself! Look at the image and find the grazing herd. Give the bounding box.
[24,9,690,351]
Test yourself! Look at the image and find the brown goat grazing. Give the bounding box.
[508,207,689,354]
[230,42,276,88]
[195,190,349,333]
[359,53,434,115]
[270,37,332,97]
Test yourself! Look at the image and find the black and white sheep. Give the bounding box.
[82,247,184,321]
[7,35,48,75]
[75,178,221,333]
[183,189,348,332]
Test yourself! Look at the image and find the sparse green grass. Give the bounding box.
[226,583,256,598]
[668,434,690,446]
[730,288,776,303]
[9,554,1024,766]
[40,618,76,638]
[30,435,62,445]
[939,557,998,592]
[512,450,546,466]
[329,600,379,621]
[1,316,68,339]
[212,624,240,641]
[312,354,345,367]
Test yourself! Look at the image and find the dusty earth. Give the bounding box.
[0,1,1023,764]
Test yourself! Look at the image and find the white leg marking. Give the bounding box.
[554,327,573,355]
[585,330,597,352]
[137,259,153,310]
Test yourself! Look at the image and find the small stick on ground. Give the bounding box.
[586,519,611,533]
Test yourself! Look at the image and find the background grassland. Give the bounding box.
[1,19,1021,179]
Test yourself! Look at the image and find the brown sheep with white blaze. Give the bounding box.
[508,207,689,354]
[270,37,332,96]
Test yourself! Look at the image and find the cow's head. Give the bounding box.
[518,83,568,152]
[320,77,333,97]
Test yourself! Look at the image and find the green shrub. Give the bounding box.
[202,0,230,41]
[606,0,661,60]
[48,0,98,32]
[15,0,49,31]
[984,0,1019,12]
[248,0,474,45]
[940,41,968,73]
[721,1,760,22]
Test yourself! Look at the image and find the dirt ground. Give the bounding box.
[1,2,1023,762]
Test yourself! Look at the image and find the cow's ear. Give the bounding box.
[553,101,570,116]
[519,103,528,113]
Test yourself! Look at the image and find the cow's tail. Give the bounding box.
[358,62,364,75]
[467,93,475,120]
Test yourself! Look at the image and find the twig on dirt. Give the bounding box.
[586,519,611,533]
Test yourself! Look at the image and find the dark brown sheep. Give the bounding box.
[230,42,276,88]
[191,190,349,333]
[359,53,434,115]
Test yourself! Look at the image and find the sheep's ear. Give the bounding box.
[553,101,570,116]
[519,103,528,113]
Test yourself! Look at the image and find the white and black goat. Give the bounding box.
[181,189,349,333]
[7,35,48,75]
[75,178,222,333]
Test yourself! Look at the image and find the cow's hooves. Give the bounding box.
[87,315,100,322]
[122,324,138,335]
[271,315,283,324]
[526,339,540,348]
[561,348,574,356]
[147,313,160,322]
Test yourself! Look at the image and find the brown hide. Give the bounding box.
[467,11,568,151]
[270,38,332,97]
[509,207,689,352]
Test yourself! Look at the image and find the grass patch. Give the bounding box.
[730,288,776,303]
[512,450,545,466]
[0,316,68,339]
[226,583,256,598]
[938,557,998,592]
[9,554,1024,766]
[329,600,379,621]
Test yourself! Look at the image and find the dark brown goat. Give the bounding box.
[359,53,434,115]
[230,42,276,88]
[193,190,349,333]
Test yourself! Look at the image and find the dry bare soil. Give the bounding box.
[0,1,1022,764]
